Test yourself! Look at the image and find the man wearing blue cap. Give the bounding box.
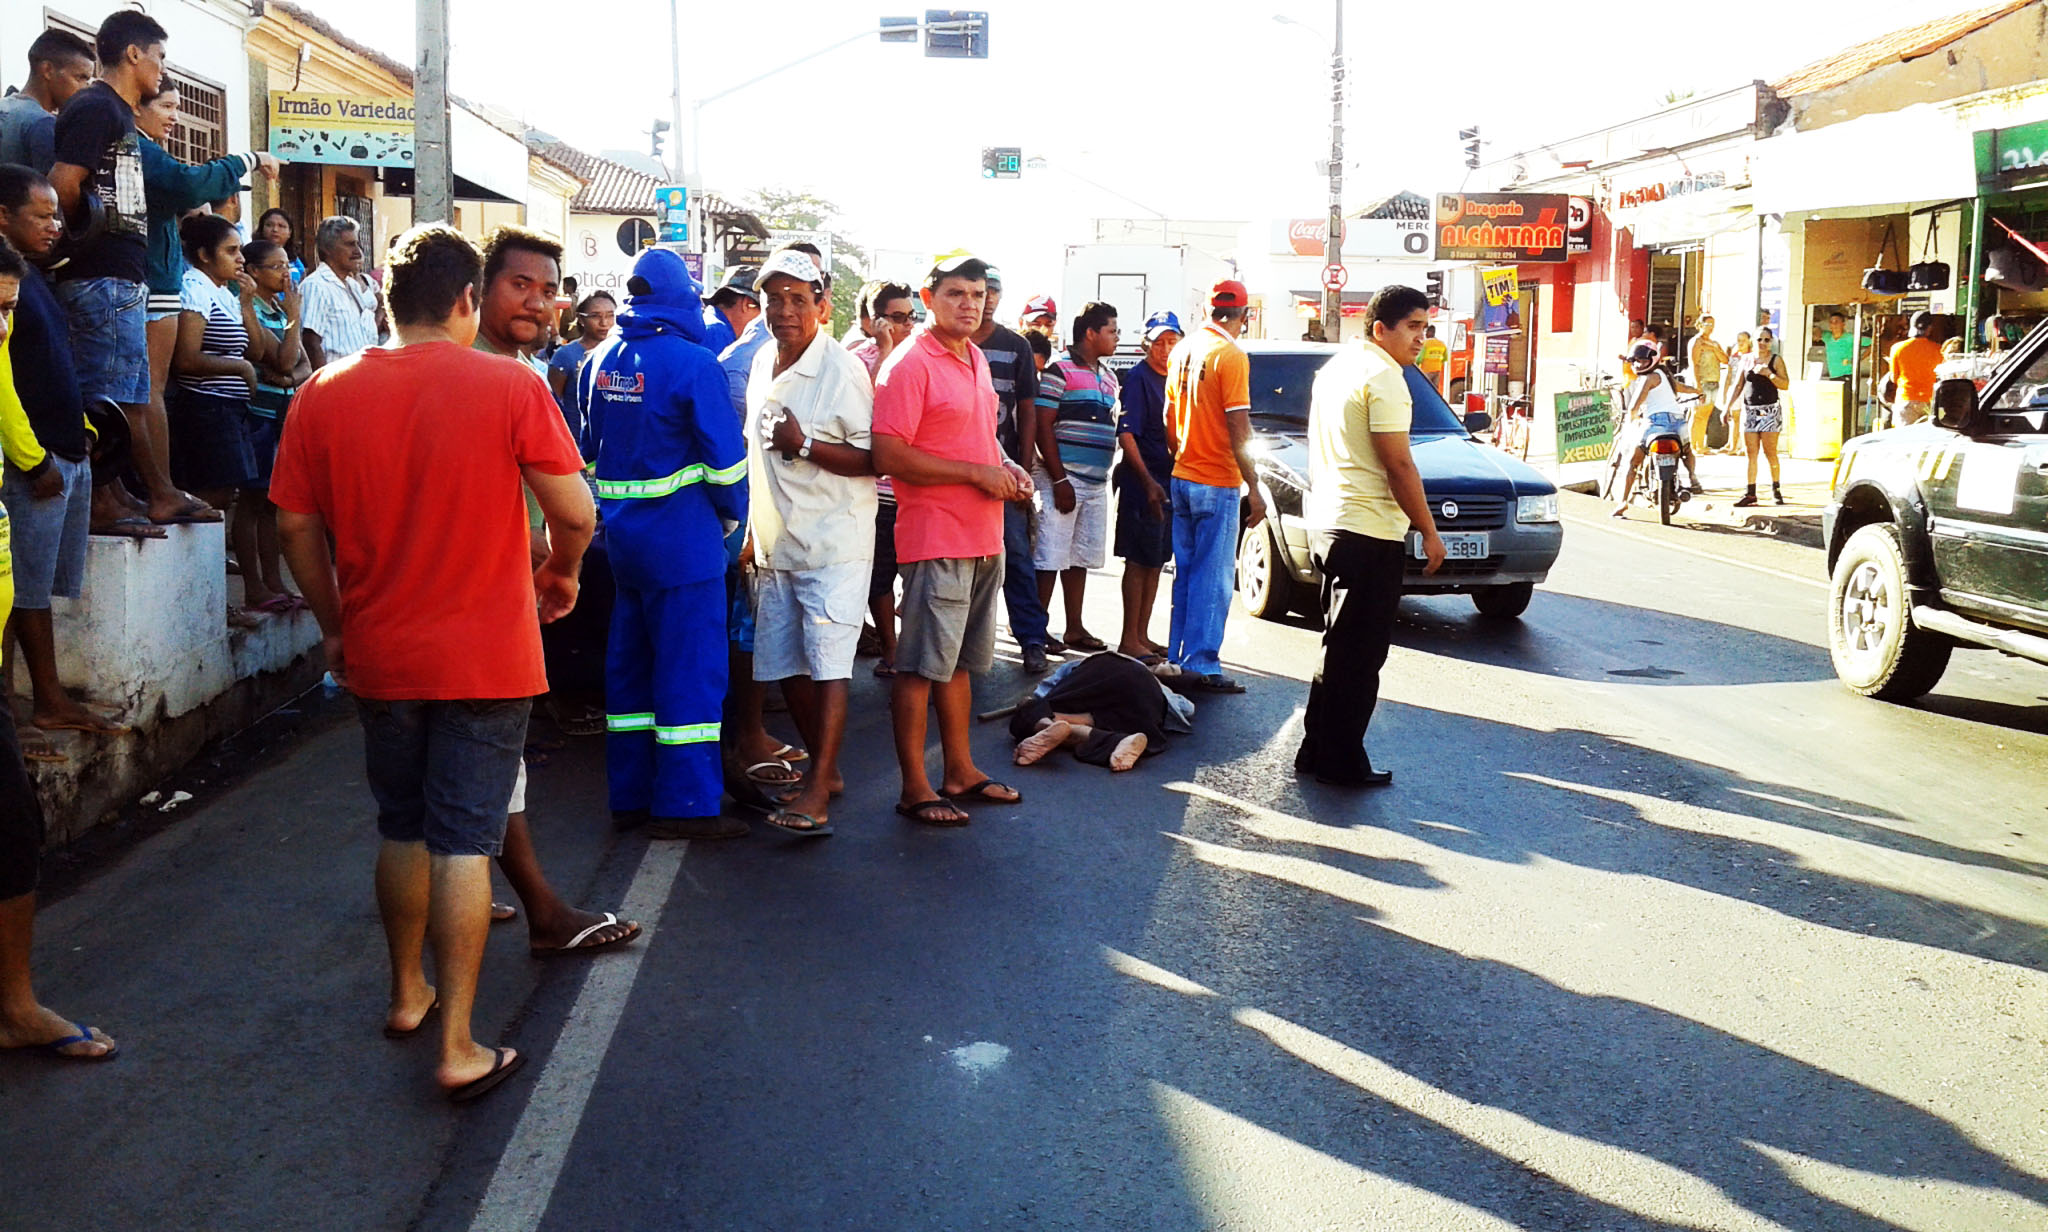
[1114,310,1180,659]
[586,247,751,840]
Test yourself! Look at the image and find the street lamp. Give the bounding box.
[1274,7,1344,340]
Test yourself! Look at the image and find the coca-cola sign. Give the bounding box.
[1271,217,1434,260]
[1280,218,1342,256]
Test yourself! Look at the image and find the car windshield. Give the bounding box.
[1245,350,1467,435]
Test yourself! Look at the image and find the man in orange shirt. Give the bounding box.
[1886,311,1942,427]
[274,224,595,1103]
[1163,280,1263,693]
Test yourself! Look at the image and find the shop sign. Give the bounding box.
[1974,119,2048,184]
[1613,169,1729,211]
[1553,389,1616,464]
[1435,193,1568,263]
[1274,217,1432,260]
[269,92,414,168]
[1479,266,1521,332]
[1483,336,1512,375]
[1567,196,1591,254]
[656,186,689,244]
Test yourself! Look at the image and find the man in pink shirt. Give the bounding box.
[872,253,1033,826]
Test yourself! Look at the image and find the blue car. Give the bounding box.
[1232,341,1564,620]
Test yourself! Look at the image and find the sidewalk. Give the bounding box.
[1602,450,1834,549]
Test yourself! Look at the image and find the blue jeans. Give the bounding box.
[355,698,531,856]
[1002,499,1048,649]
[53,277,150,405]
[1169,479,1238,677]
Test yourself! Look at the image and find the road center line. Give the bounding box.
[468,840,686,1232]
[1564,513,1830,590]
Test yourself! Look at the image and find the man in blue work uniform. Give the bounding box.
[585,248,750,840]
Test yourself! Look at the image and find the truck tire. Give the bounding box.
[1472,581,1534,619]
[1828,523,1951,701]
[1237,521,1303,621]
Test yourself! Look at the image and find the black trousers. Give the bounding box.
[1009,652,1170,768]
[0,707,47,900]
[1297,530,1405,779]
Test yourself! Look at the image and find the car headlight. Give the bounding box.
[1516,493,1560,523]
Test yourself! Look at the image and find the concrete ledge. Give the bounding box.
[31,522,323,845]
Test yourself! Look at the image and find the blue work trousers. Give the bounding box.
[1169,478,1239,677]
[606,576,725,820]
[1002,499,1048,649]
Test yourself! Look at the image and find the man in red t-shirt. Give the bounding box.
[872,253,1033,826]
[272,224,594,1104]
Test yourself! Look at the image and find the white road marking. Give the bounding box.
[468,841,686,1232]
[1565,513,1830,590]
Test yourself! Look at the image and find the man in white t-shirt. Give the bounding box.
[745,247,877,837]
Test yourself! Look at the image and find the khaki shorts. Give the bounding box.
[897,555,1002,683]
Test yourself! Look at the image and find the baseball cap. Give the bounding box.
[983,265,1003,292]
[1910,309,1935,332]
[708,265,758,305]
[1143,310,1183,342]
[756,247,827,293]
[925,249,990,290]
[1023,294,1057,321]
[1210,279,1250,309]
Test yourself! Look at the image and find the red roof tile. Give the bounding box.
[528,142,663,215]
[1772,0,2039,97]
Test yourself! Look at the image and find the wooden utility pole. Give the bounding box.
[1322,0,1345,341]
[414,0,452,225]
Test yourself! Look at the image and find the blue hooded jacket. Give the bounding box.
[587,247,748,591]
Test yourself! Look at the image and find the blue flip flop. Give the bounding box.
[36,1022,118,1061]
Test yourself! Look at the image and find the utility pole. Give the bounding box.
[414,0,452,225]
[1322,0,1344,341]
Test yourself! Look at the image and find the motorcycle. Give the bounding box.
[1604,395,1702,526]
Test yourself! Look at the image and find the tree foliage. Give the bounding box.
[747,188,868,337]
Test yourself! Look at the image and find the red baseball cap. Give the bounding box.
[1023,294,1058,321]
[1210,279,1250,308]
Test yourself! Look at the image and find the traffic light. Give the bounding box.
[980,147,1022,179]
[925,10,988,58]
[1425,269,1445,307]
[1460,126,1481,170]
[650,118,670,161]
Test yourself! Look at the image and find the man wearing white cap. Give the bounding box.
[744,247,876,836]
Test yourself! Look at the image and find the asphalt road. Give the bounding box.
[5,497,2046,1232]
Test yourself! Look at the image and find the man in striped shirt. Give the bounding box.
[1030,301,1120,652]
[300,215,382,368]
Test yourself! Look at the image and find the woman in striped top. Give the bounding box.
[167,213,259,555]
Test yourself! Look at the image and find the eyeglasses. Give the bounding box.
[879,312,916,325]
[578,311,615,321]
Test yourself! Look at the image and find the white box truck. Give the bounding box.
[1061,243,1233,353]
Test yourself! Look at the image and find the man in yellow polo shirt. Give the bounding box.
[1296,286,1445,788]
[1416,325,1449,388]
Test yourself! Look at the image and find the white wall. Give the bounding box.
[563,211,655,298]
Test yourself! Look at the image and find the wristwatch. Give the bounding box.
[797,435,813,461]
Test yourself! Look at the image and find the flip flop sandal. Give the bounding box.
[446,1047,525,1103]
[1065,634,1108,652]
[19,730,66,764]
[745,759,802,786]
[91,517,167,540]
[491,901,518,923]
[28,1022,118,1061]
[942,778,1022,805]
[248,594,298,613]
[531,911,643,957]
[872,662,897,678]
[151,506,224,525]
[764,809,833,838]
[35,714,130,735]
[896,798,970,827]
[384,1000,439,1040]
[770,744,809,764]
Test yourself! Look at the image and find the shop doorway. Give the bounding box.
[1648,245,1704,361]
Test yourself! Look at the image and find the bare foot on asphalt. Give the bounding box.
[385,984,437,1037]
[1109,733,1148,771]
[1015,720,1071,766]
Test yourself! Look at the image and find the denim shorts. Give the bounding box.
[0,455,91,607]
[54,277,151,405]
[243,412,282,491]
[355,697,531,856]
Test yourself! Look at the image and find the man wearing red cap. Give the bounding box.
[1021,294,1059,347]
[1162,280,1261,693]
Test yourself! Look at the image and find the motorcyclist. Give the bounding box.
[1611,343,1701,518]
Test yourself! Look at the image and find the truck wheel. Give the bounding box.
[1829,523,1951,701]
[1472,581,1533,619]
[1237,521,1302,620]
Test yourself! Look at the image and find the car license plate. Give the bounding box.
[1415,532,1488,560]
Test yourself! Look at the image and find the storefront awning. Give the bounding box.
[1751,104,1976,215]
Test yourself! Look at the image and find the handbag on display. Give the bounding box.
[1984,241,2046,293]
[1861,222,1908,296]
[1907,219,1951,292]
